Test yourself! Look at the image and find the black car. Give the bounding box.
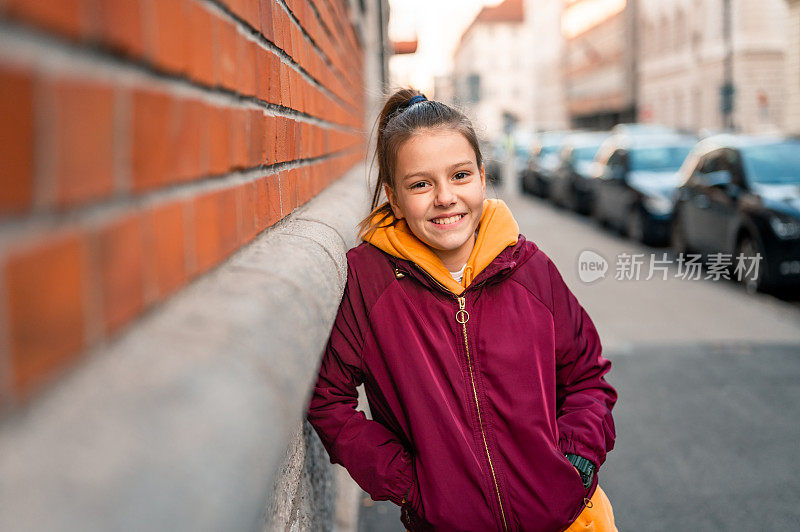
[590,133,695,245]
[481,139,504,184]
[520,131,570,197]
[672,135,800,292]
[549,132,610,213]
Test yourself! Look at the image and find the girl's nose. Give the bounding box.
[434,183,456,206]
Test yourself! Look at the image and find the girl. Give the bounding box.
[306,89,618,532]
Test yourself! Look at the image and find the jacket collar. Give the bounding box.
[363,199,528,296]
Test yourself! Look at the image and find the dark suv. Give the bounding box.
[672,135,800,293]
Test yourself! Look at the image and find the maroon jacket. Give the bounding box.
[305,235,617,531]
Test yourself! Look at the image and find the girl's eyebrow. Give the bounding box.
[401,161,474,181]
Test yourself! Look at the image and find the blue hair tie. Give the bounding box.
[407,94,427,106]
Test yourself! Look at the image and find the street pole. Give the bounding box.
[722,0,735,130]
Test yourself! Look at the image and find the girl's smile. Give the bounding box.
[384,128,487,271]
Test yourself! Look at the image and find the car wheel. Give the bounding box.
[736,235,769,294]
[671,211,689,256]
[626,208,645,243]
[591,199,606,227]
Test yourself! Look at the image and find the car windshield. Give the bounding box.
[741,143,800,185]
[572,145,602,162]
[629,145,691,172]
[538,144,561,158]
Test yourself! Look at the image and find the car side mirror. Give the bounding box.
[706,170,733,188]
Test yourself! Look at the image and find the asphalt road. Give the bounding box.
[357,179,800,531]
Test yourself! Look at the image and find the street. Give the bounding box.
[358,179,800,531]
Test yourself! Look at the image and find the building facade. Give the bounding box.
[451,0,532,141]
[638,0,789,134]
[786,0,800,135]
[562,0,638,129]
[525,0,570,130]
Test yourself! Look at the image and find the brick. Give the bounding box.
[131,89,172,191]
[208,105,231,175]
[263,173,281,225]
[297,165,310,205]
[192,187,237,272]
[255,47,270,101]
[192,190,221,272]
[149,0,188,73]
[54,79,115,206]
[260,0,274,42]
[265,114,276,165]
[282,10,293,59]
[237,39,257,97]
[279,62,291,107]
[269,52,281,105]
[227,0,246,20]
[286,117,296,161]
[275,116,287,162]
[188,2,215,84]
[95,214,144,334]
[236,181,257,244]
[278,168,296,215]
[98,0,144,56]
[230,107,249,170]
[5,0,82,39]
[171,99,205,182]
[244,0,260,28]
[0,67,34,214]
[271,1,282,48]
[147,201,186,297]
[255,175,267,230]
[250,109,265,166]
[301,122,310,156]
[217,187,238,257]
[217,18,237,90]
[5,233,87,397]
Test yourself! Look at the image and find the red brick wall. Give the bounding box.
[0,0,366,403]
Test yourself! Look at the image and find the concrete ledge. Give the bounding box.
[0,165,371,531]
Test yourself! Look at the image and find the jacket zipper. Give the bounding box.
[457,295,508,531]
[396,263,510,530]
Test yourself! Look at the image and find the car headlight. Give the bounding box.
[769,215,800,239]
[643,195,673,216]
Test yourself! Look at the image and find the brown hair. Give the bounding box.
[357,88,484,240]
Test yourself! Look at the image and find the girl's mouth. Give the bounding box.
[430,213,466,227]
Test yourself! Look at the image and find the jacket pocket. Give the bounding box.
[557,451,590,523]
[400,456,431,531]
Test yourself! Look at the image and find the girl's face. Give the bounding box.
[385,128,486,270]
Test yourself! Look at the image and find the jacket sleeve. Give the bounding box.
[305,259,414,505]
[548,259,617,469]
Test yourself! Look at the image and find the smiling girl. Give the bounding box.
[306,89,618,532]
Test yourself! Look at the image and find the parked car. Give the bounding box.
[520,131,571,197]
[672,135,800,292]
[481,139,505,184]
[590,133,696,245]
[611,123,677,136]
[549,131,611,213]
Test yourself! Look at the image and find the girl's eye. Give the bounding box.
[410,181,428,190]
[454,171,470,180]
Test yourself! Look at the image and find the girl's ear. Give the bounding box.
[384,183,404,219]
[479,163,486,197]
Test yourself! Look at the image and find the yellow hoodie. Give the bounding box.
[363,198,520,295]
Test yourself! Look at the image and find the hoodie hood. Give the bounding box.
[363,198,520,295]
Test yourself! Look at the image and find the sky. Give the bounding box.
[387,0,505,95]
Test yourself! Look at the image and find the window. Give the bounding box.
[467,74,481,103]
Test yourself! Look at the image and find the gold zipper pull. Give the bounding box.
[456,296,470,324]
[394,268,405,279]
